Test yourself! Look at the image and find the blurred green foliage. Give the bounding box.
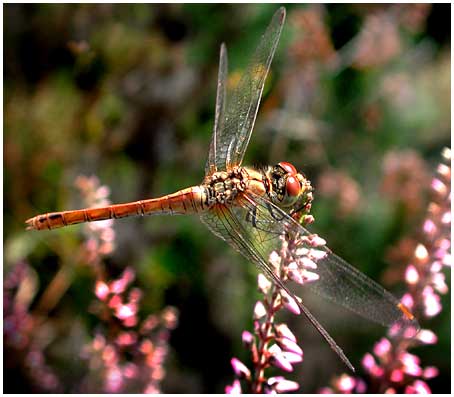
[4,3,450,393]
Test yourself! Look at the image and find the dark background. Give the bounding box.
[4,3,450,393]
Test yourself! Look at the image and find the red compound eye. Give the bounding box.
[286,176,301,197]
[279,161,297,175]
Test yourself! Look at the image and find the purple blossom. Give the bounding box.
[4,262,62,392]
[225,379,242,394]
[82,268,179,393]
[231,358,251,379]
[267,376,300,392]
[319,148,451,393]
[225,221,320,393]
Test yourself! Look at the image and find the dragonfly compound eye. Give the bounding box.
[278,161,297,175]
[285,175,301,198]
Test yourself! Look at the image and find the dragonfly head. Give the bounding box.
[267,162,313,219]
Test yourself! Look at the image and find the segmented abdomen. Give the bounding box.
[26,185,208,230]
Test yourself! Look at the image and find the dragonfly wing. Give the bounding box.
[205,43,228,176]
[206,7,286,172]
[239,191,419,331]
[200,204,355,372]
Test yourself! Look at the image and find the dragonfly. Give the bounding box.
[26,7,418,371]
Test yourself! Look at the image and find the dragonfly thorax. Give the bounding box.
[265,162,313,220]
[204,167,248,206]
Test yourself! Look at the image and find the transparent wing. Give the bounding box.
[200,203,355,372]
[236,191,419,330]
[206,7,286,173]
[205,43,228,176]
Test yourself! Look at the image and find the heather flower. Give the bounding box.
[317,170,363,217]
[4,261,62,392]
[82,268,179,393]
[350,11,401,69]
[75,175,116,264]
[319,148,451,393]
[71,175,178,393]
[289,5,337,66]
[225,226,328,393]
[380,150,430,218]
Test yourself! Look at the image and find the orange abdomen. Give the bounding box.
[26,185,207,230]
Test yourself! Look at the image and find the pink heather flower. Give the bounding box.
[405,379,431,394]
[362,353,385,377]
[309,248,327,260]
[123,363,139,379]
[92,334,106,351]
[400,352,422,377]
[423,219,436,235]
[362,352,376,370]
[129,287,143,303]
[277,337,303,356]
[241,331,254,347]
[122,316,138,328]
[144,383,160,394]
[287,265,305,285]
[230,358,251,379]
[95,281,110,301]
[309,234,326,246]
[318,112,449,396]
[373,338,392,357]
[401,292,415,309]
[405,264,419,284]
[336,374,356,392]
[226,195,329,392]
[253,301,267,319]
[442,253,452,266]
[225,379,242,394]
[414,243,429,262]
[4,262,62,392]
[422,286,442,317]
[161,307,179,330]
[75,175,117,261]
[110,268,135,294]
[390,369,404,382]
[355,379,367,393]
[110,279,128,294]
[298,256,317,269]
[431,272,448,294]
[116,332,137,347]
[269,344,293,372]
[276,323,297,342]
[430,178,446,195]
[257,273,272,294]
[141,315,159,333]
[105,366,123,393]
[101,345,118,364]
[85,259,178,393]
[95,185,111,199]
[268,376,299,392]
[115,304,136,320]
[281,291,301,315]
[270,354,293,373]
[108,294,122,309]
[268,250,281,271]
[283,351,303,364]
[416,329,437,345]
[422,366,439,379]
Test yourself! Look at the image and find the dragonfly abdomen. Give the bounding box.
[25,186,208,230]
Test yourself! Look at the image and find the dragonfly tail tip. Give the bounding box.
[25,218,36,231]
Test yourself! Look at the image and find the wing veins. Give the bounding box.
[212,204,355,372]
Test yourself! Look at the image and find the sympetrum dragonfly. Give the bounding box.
[26,7,418,371]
